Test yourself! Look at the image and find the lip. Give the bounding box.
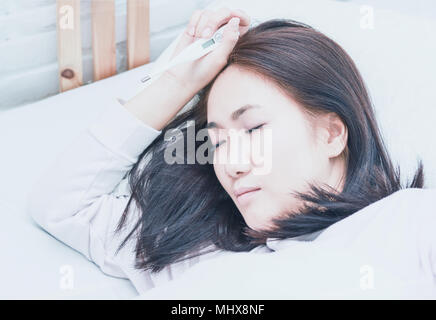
[234,187,261,205]
[234,186,261,198]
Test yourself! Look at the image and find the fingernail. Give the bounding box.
[201,27,212,38]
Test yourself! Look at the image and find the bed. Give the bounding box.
[0,0,435,299]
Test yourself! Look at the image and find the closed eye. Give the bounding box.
[246,123,265,134]
[212,124,266,150]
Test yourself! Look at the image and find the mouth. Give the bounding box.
[235,187,261,205]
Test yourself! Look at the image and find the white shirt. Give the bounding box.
[27,98,436,298]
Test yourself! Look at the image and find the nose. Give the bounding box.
[224,134,252,178]
[225,160,251,178]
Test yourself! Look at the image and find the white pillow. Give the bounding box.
[151,0,436,187]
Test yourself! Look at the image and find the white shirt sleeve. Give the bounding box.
[26,98,162,280]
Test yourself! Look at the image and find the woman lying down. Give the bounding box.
[27,7,436,298]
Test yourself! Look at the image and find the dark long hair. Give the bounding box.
[115,19,424,273]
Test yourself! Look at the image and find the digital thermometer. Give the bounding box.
[140,24,227,83]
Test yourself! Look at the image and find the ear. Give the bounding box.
[318,113,348,158]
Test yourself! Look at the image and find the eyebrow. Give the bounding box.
[205,104,263,129]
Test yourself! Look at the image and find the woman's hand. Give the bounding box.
[124,8,250,131]
[163,7,251,94]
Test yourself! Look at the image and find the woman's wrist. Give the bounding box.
[124,71,198,131]
[162,70,199,94]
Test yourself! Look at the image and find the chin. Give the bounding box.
[244,215,274,232]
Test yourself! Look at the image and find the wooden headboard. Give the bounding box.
[56,0,150,92]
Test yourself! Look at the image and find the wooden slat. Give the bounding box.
[91,0,117,81]
[127,0,150,70]
[56,0,83,92]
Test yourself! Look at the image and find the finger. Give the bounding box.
[194,10,212,38]
[207,17,240,66]
[187,9,203,37]
[228,8,251,27]
[196,7,250,39]
[233,9,251,36]
[171,9,203,59]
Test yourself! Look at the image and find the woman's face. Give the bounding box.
[207,66,346,231]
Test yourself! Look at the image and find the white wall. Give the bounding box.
[0,0,214,110]
[342,0,436,21]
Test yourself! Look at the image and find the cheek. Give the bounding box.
[213,162,220,181]
[213,162,228,191]
[269,120,321,191]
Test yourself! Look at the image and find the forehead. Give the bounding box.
[206,66,278,119]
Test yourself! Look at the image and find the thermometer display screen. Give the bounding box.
[202,38,215,49]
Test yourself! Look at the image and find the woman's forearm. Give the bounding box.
[124,71,198,131]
